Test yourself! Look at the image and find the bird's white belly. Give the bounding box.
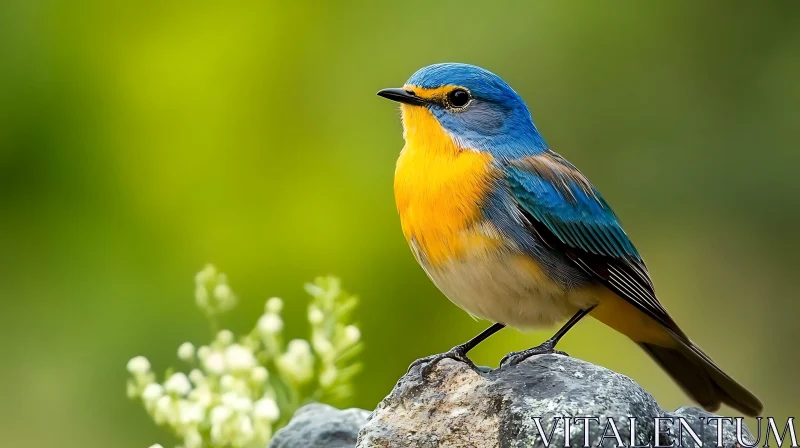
[424,250,597,331]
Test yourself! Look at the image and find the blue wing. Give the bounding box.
[504,151,683,334]
[504,152,640,261]
[504,151,763,416]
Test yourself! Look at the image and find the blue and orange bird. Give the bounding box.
[377,63,762,416]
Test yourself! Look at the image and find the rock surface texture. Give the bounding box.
[355,354,753,448]
[268,403,370,448]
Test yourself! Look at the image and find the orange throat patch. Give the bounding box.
[394,104,497,266]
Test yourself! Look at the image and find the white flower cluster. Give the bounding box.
[127,267,362,448]
[127,335,281,448]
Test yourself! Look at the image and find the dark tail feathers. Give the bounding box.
[639,338,763,417]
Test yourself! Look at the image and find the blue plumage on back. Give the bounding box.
[504,152,640,261]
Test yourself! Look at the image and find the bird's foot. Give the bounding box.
[407,344,477,378]
[499,339,568,368]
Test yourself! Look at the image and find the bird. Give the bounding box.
[376,63,762,417]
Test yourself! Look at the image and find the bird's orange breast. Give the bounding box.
[394,104,498,266]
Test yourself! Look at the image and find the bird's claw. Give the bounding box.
[407,344,476,378]
[499,339,568,368]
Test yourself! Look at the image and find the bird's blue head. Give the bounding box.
[378,63,547,157]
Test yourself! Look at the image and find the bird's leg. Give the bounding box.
[500,306,596,367]
[409,322,505,377]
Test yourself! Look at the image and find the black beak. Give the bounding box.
[376,88,428,106]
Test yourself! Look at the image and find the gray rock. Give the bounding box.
[356,354,754,448]
[268,403,370,448]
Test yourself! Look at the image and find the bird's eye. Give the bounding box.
[446,88,471,109]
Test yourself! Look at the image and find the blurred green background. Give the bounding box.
[1,0,798,446]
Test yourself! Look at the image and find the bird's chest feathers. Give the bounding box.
[394,105,498,265]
